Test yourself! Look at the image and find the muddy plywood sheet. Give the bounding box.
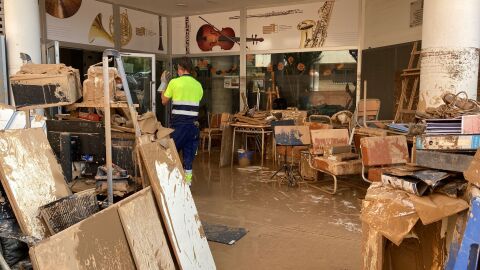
[274,126,311,146]
[139,139,216,269]
[0,128,71,240]
[29,205,135,270]
[118,187,175,270]
[465,150,480,186]
[360,136,409,166]
[313,157,362,175]
[311,129,349,155]
[416,150,473,173]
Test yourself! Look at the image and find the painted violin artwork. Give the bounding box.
[196,16,264,51]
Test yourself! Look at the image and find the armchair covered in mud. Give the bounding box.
[308,128,362,194]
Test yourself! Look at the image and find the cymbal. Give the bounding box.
[46,0,82,19]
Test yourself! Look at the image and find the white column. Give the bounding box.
[4,0,42,75]
[418,0,480,111]
[239,8,247,111]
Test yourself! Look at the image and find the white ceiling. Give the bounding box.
[108,0,323,16]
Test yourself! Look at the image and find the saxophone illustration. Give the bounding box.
[297,1,335,48]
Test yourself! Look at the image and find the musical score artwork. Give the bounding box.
[172,11,241,54]
[196,16,264,52]
[246,1,359,51]
[47,1,167,53]
[46,0,114,47]
[118,7,167,53]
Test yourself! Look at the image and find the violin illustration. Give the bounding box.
[196,16,264,51]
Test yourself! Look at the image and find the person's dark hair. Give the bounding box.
[177,57,193,73]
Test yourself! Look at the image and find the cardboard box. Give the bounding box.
[361,184,469,270]
[82,66,118,104]
[10,64,82,109]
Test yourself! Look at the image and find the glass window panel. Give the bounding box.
[172,55,240,128]
[246,50,358,116]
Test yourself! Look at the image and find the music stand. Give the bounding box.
[271,124,311,187]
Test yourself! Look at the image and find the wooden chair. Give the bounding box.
[308,128,362,194]
[349,99,383,144]
[357,99,381,123]
[201,113,230,153]
[359,135,409,183]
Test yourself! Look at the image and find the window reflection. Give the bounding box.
[173,56,240,128]
[246,50,357,116]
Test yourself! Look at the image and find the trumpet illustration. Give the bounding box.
[88,10,132,46]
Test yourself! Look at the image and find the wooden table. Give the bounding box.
[230,123,272,167]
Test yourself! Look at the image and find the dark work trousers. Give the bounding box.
[171,123,199,171]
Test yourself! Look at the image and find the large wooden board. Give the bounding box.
[360,135,409,166]
[415,150,474,173]
[274,126,311,146]
[219,126,233,167]
[139,139,216,270]
[29,205,136,269]
[310,129,349,155]
[118,187,175,270]
[0,128,71,239]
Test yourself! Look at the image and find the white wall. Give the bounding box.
[364,0,422,48]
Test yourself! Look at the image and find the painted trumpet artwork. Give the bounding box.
[297,1,335,48]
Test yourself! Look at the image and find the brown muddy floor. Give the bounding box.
[191,152,369,270]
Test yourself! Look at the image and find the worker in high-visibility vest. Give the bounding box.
[161,57,203,186]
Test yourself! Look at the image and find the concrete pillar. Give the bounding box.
[4,0,42,75]
[418,0,480,111]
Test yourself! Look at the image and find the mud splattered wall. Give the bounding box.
[361,41,418,120]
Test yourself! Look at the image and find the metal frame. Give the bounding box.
[120,52,157,113]
[230,124,272,167]
[307,153,339,195]
[102,49,141,205]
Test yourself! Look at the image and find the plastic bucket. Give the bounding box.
[237,149,254,167]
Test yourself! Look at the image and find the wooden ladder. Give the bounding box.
[394,41,421,123]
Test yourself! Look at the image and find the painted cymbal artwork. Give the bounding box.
[46,0,82,19]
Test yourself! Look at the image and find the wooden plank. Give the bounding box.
[310,129,349,155]
[416,150,474,173]
[117,188,175,270]
[465,150,480,187]
[360,135,409,166]
[139,139,216,270]
[0,128,71,240]
[326,153,359,162]
[29,205,136,270]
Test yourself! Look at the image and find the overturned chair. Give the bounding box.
[307,128,362,195]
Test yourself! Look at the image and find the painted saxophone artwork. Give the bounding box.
[297,1,335,48]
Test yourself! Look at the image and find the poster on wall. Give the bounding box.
[119,7,168,53]
[46,0,114,47]
[173,11,250,55]
[243,0,359,51]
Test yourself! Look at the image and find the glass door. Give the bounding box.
[46,41,60,64]
[120,53,156,114]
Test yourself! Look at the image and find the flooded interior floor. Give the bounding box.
[191,152,369,270]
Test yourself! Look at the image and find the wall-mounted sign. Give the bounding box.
[119,7,168,53]
[245,0,359,51]
[224,76,240,89]
[172,11,241,55]
[410,0,424,28]
[46,0,114,47]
